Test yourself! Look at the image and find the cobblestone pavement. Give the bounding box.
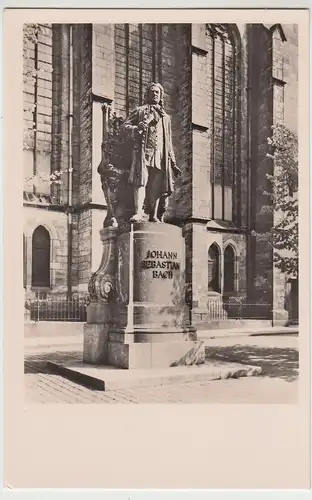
[25,335,298,404]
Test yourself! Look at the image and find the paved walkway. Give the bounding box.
[25,334,298,404]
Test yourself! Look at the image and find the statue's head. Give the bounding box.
[144,82,164,107]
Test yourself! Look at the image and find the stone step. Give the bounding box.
[47,358,262,392]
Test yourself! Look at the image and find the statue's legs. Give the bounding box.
[130,186,146,222]
[145,167,164,222]
[157,195,169,222]
[103,187,118,227]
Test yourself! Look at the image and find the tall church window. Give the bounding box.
[114,24,162,116]
[208,244,220,293]
[207,24,239,223]
[223,245,235,293]
[31,226,51,288]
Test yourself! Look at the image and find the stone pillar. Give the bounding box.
[25,235,32,291]
[108,222,204,369]
[83,226,118,364]
[83,222,205,369]
[272,266,288,326]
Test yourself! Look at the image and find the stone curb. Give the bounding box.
[47,359,262,392]
[198,328,298,340]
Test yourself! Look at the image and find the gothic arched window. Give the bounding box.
[208,244,220,293]
[206,24,240,223]
[31,226,51,288]
[223,245,235,294]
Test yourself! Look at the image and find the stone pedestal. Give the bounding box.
[84,222,204,369]
[83,227,117,364]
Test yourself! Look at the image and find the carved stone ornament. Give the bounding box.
[88,272,115,303]
[98,104,133,228]
[88,227,117,303]
[97,160,124,229]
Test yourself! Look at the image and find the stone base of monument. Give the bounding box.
[47,358,262,392]
[83,320,205,370]
[106,336,205,370]
[83,222,206,370]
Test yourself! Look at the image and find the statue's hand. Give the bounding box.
[138,121,148,133]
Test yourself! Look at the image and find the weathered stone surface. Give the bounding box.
[107,340,205,369]
[83,323,109,364]
[113,222,192,334]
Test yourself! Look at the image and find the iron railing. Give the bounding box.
[25,293,90,322]
[24,294,296,323]
[203,297,273,320]
[222,301,273,320]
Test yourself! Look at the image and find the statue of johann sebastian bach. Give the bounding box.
[122,82,181,223]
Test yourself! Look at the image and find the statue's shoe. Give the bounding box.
[148,217,161,223]
[130,213,145,222]
[103,217,118,228]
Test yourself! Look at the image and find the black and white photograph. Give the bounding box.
[22,20,300,404]
[3,6,311,491]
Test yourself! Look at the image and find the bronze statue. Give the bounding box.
[121,82,181,222]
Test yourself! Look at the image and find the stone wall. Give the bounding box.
[24,24,53,196]
[190,223,247,313]
[248,23,298,324]
[77,210,92,289]
[23,206,68,295]
[272,24,298,324]
[51,24,69,204]
[23,24,70,297]
[191,28,212,220]
[167,25,192,222]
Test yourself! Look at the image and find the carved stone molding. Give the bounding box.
[88,227,118,303]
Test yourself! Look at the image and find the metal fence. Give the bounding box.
[222,301,273,320]
[25,294,89,322]
[25,293,276,323]
[204,297,273,321]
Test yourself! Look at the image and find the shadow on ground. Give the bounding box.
[206,344,298,382]
[24,351,82,374]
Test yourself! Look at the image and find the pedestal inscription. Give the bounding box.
[106,222,204,368]
[112,222,191,335]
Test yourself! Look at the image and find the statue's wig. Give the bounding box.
[144,82,164,108]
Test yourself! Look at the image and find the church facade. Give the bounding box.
[23,23,298,326]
